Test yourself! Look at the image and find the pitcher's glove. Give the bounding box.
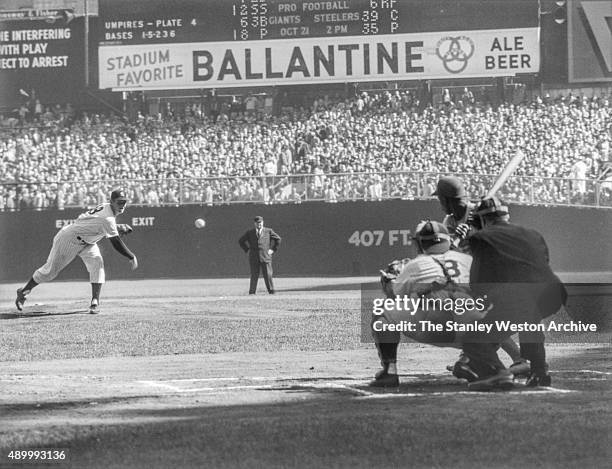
[379,258,411,298]
[117,224,133,236]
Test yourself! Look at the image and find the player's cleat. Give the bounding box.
[468,369,514,391]
[15,288,27,311]
[452,360,480,382]
[369,369,399,387]
[374,367,388,379]
[508,359,531,377]
[89,299,99,315]
[448,351,469,373]
[526,373,552,387]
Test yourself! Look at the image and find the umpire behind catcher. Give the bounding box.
[460,197,567,391]
[238,216,281,294]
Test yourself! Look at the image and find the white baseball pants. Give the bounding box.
[33,231,105,284]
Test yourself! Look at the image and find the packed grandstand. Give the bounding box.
[1,89,611,210]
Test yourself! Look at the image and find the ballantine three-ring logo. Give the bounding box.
[435,36,475,74]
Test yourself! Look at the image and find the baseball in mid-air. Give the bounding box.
[194,218,206,228]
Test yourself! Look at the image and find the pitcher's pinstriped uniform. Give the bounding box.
[16,189,137,314]
[34,204,119,284]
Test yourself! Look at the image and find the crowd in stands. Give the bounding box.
[1,88,611,211]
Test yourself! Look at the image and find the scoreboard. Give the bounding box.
[97,0,541,90]
[100,0,402,43]
[0,1,562,107]
[98,0,539,44]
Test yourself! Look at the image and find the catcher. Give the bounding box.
[372,220,476,387]
[15,189,137,315]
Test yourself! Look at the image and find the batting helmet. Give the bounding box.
[432,176,467,198]
[474,196,509,217]
[414,220,451,254]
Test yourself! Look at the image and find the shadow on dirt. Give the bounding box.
[0,310,89,320]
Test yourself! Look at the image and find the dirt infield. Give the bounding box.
[0,277,611,468]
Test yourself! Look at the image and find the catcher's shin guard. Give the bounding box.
[376,342,398,365]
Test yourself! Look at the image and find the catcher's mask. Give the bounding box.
[414,220,451,254]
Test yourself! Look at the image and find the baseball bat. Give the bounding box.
[485,149,526,198]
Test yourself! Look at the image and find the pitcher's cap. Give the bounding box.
[111,189,128,201]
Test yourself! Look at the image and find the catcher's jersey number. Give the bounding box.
[442,259,461,278]
[348,230,412,247]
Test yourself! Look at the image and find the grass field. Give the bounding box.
[0,277,610,469]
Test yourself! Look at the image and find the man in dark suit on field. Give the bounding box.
[239,216,281,294]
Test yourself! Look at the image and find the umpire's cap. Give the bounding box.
[254,215,263,222]
[432,176,466,198]
[414,220,451,254]
[110,188,128,201]
[475,196,509,217]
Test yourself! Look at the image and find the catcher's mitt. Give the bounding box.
[379,257,411,298]
[117,224,133,235]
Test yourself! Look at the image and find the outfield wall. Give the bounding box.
[0,201,610,283]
